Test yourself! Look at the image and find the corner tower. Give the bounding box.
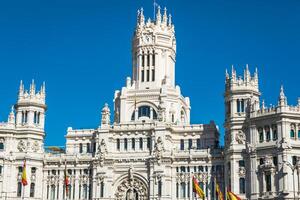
[224,65,260,198]
[132,7,176,89]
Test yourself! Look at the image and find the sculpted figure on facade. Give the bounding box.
[154,136,164,165]
[101,103,110,126]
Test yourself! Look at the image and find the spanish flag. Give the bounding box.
[21,160,28,186]
[227,190,241,200]
[215,178,224,200]
[192,176,205,200]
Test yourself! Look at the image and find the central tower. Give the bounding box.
[113,7,190,125]
[132,7,176,89]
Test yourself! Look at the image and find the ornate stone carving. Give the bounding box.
[17,140,27,152]
[101,103,110,126]
[235,131,246,144]
[32,141,39,152]
[153,137,164,165]
[115,173,148,200]
[97,139,107,166]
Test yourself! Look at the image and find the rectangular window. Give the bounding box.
[259,132,264,143]
[147,70,150,82]
[273,156,278,166]
[188,139,193,150]
[239,178,246,194]
[139,138,143,150]
[196,139,201,149]
[147,53,150,66]
[180,139,184,150]
[152,53,155,66]
[293,156,297,165]
[266,174,271,192]
[87,143,90,153]
[152,69,155,81]
[273,130,277,141]
[238,160,245,167]
[241,99,245,112]
[142,54,145,67]
[132,138,135,150]
[116,139,120,150]
[17,182,22,197]
[237,100,240,113]
[124,138,128,150]
[141,70,144,82]
[147,138,151,149]
[158,180,162,197]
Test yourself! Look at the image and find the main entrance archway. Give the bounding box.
[115,174,148,200]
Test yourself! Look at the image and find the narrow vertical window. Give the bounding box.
[132,138,135,150]
[37,112,40,124]
[142,54,145,67]
[34,111,37,123]
[152,69,155,81]
[158,180,162,197]
[116,139,120,151]
[147,137,151,149]
[241,99,245,112]
[265,174,271,192]
[239,178,245,194]
[237,100,240,113]
[17,182,22,197]
[147,52,150,66]
[87,143,90,153]
[196,139,201,149]
[147,70,150,82]
[83,184,88,199]
[79,143,83,153]
[180,139,184,150]
[124,138,128,150]
[188,139,193,150]
[176,183,179,198]
[152,53,155,66]
[290,129,295,138]
[139,138,143,150]
[100,181,104,197]
[141,70,144,82]
[180,182,186,198]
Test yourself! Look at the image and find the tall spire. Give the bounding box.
[162,7,167,25]
[156,6,161,25]
[19,80,24,96]
[244,64,250,83]
[30,79,36,96]
[139,8,145,26]
[168,14,172,27]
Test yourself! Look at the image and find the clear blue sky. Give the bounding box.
[0,0,299,146]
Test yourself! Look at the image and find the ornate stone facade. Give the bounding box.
[0,5,299,200]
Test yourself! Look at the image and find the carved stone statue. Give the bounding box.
[154,137,164,165]
[101,103,110,126]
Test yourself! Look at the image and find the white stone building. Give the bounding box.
[0,6,299,200]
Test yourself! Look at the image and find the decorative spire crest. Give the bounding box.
[8,105,15,124]
[156,6,161,25]
[278,85,287,106]
[30,79,36,96]
[162,7,167,25]
[168,14,172,26]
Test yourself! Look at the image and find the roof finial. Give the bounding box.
[278,85,287,106]
[168,14,172,26]
[162,7,167,25]
[30,79,36,95]
[156,6,161,25]
[19,80,24,96]
[139,7,145,26]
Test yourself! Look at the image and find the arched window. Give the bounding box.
[116,139,120,151]
[239,178,245,194]
[132,106,157,120]
[152,52,155,66]
[139,138,143,150]
[147,137,151,149]
[147,51,150,66]
[30,183,35,197]
[290,125,295,138]
[237,99,241,113]
[241,99,245,112]
[132,138,135,150]
[124,138,128,150]
[34,111,37,124]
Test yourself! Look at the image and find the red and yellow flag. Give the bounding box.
[192,176,205,200]
[21,160,28,186]
[227,190,241,200]
[215,178,224,200]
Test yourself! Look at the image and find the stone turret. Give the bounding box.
[15,80,47,129]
